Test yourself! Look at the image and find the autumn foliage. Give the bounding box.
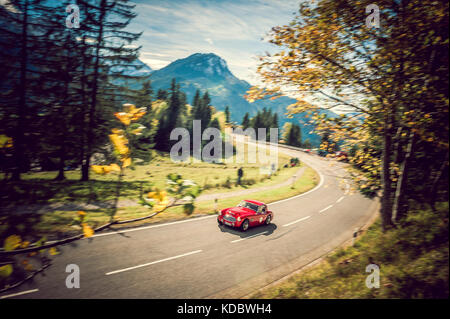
[246,0,448,230]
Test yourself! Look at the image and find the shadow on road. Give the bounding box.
[217,223,277,239]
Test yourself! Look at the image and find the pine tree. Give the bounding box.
[79,0,142,181]
[242,112,250,130]
[287,124,302,147]
[225,106,230,124]
[210,118,221,131]
[155,78,184,152]
[156,89,169,101]
[0,0,56,180]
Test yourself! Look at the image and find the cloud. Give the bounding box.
[128,0,301,84]
[139,57,171,69]
[0,0,20,12]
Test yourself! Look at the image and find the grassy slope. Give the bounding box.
[30,166,317,235]
[0,137,316,238]
[1,146,293,206]
[252,202,449,299]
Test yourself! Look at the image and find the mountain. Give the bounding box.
[149,53,259,119]
[121,53,335,146]
[109,58,153,77]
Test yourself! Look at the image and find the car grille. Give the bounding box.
[223,215,236,222]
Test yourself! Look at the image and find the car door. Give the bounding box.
[247,206,259,226]
[260,205,269,224]
[255,205,266,225]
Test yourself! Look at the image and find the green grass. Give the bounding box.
[1,147,294,207]
[251,201,449,299]
[0,165,318,239]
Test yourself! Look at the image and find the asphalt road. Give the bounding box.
[1,145,376,299]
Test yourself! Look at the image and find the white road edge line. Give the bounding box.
[269,171,325,206]
[336,196,345,203]
[231,231,269,243]
[344,181,350,194]
[55,215,216,242]
[105,250,203,276]
[45,143,324,244]
[0,288,39,299]
[282,215,311,227]
[319,205,333,213]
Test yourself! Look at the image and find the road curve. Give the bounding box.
[1,145,376,299]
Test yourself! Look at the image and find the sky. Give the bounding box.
[128,0,302,85]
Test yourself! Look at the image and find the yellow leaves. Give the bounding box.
[131,109,146,122]
[0,134,13,149]
[109,163,121,172]
[82,223,94,238]
[91,163,122,175]
[111,128,124,135]
[77,211,87,224]
[49,247,59,256]
[91,165,111,175]
[121,157,131,168]
[20,241,30,248]
[114,112,132,126]
[4,235,21,251]
[115,112,132,126]
[109,133,129,156]
[131,124,146,136]
[116,104,147,126]
[124,103,147,120]
[0,264,13,278]
[148,190,168,202]
[147,189,170,212]
[76,212,94,238]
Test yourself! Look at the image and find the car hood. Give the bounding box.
[225,207,255,217]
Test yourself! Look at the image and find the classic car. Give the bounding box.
[217,200,273,231]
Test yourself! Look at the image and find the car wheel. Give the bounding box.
[218,218,223,225]
[240,219,249,231]
[265,215,271,225]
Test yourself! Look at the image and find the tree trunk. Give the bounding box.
[81,0,106,181]
[55,143,66,181]
[12,0,29,181]
[380,113,394,231]
[393,126,403,163]
[79,35,88,179]
[428,152,449,210]
[392,131,417,224]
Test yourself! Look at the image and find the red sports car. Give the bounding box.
[217,200,273,231]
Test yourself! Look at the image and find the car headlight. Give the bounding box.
[237,217,241,221]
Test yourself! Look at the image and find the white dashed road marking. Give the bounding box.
[282,215,311,227]
[230,231,269,243]
[319,205,333,213]
[105,250,203,275]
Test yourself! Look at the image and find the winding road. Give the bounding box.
[1,143,377,299]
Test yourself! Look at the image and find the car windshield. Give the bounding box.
[237,201,259,212]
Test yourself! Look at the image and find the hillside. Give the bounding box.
[120,53,336,146]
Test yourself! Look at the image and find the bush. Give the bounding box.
[255,201,449,299]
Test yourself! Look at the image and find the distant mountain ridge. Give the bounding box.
[121,53,335,146]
